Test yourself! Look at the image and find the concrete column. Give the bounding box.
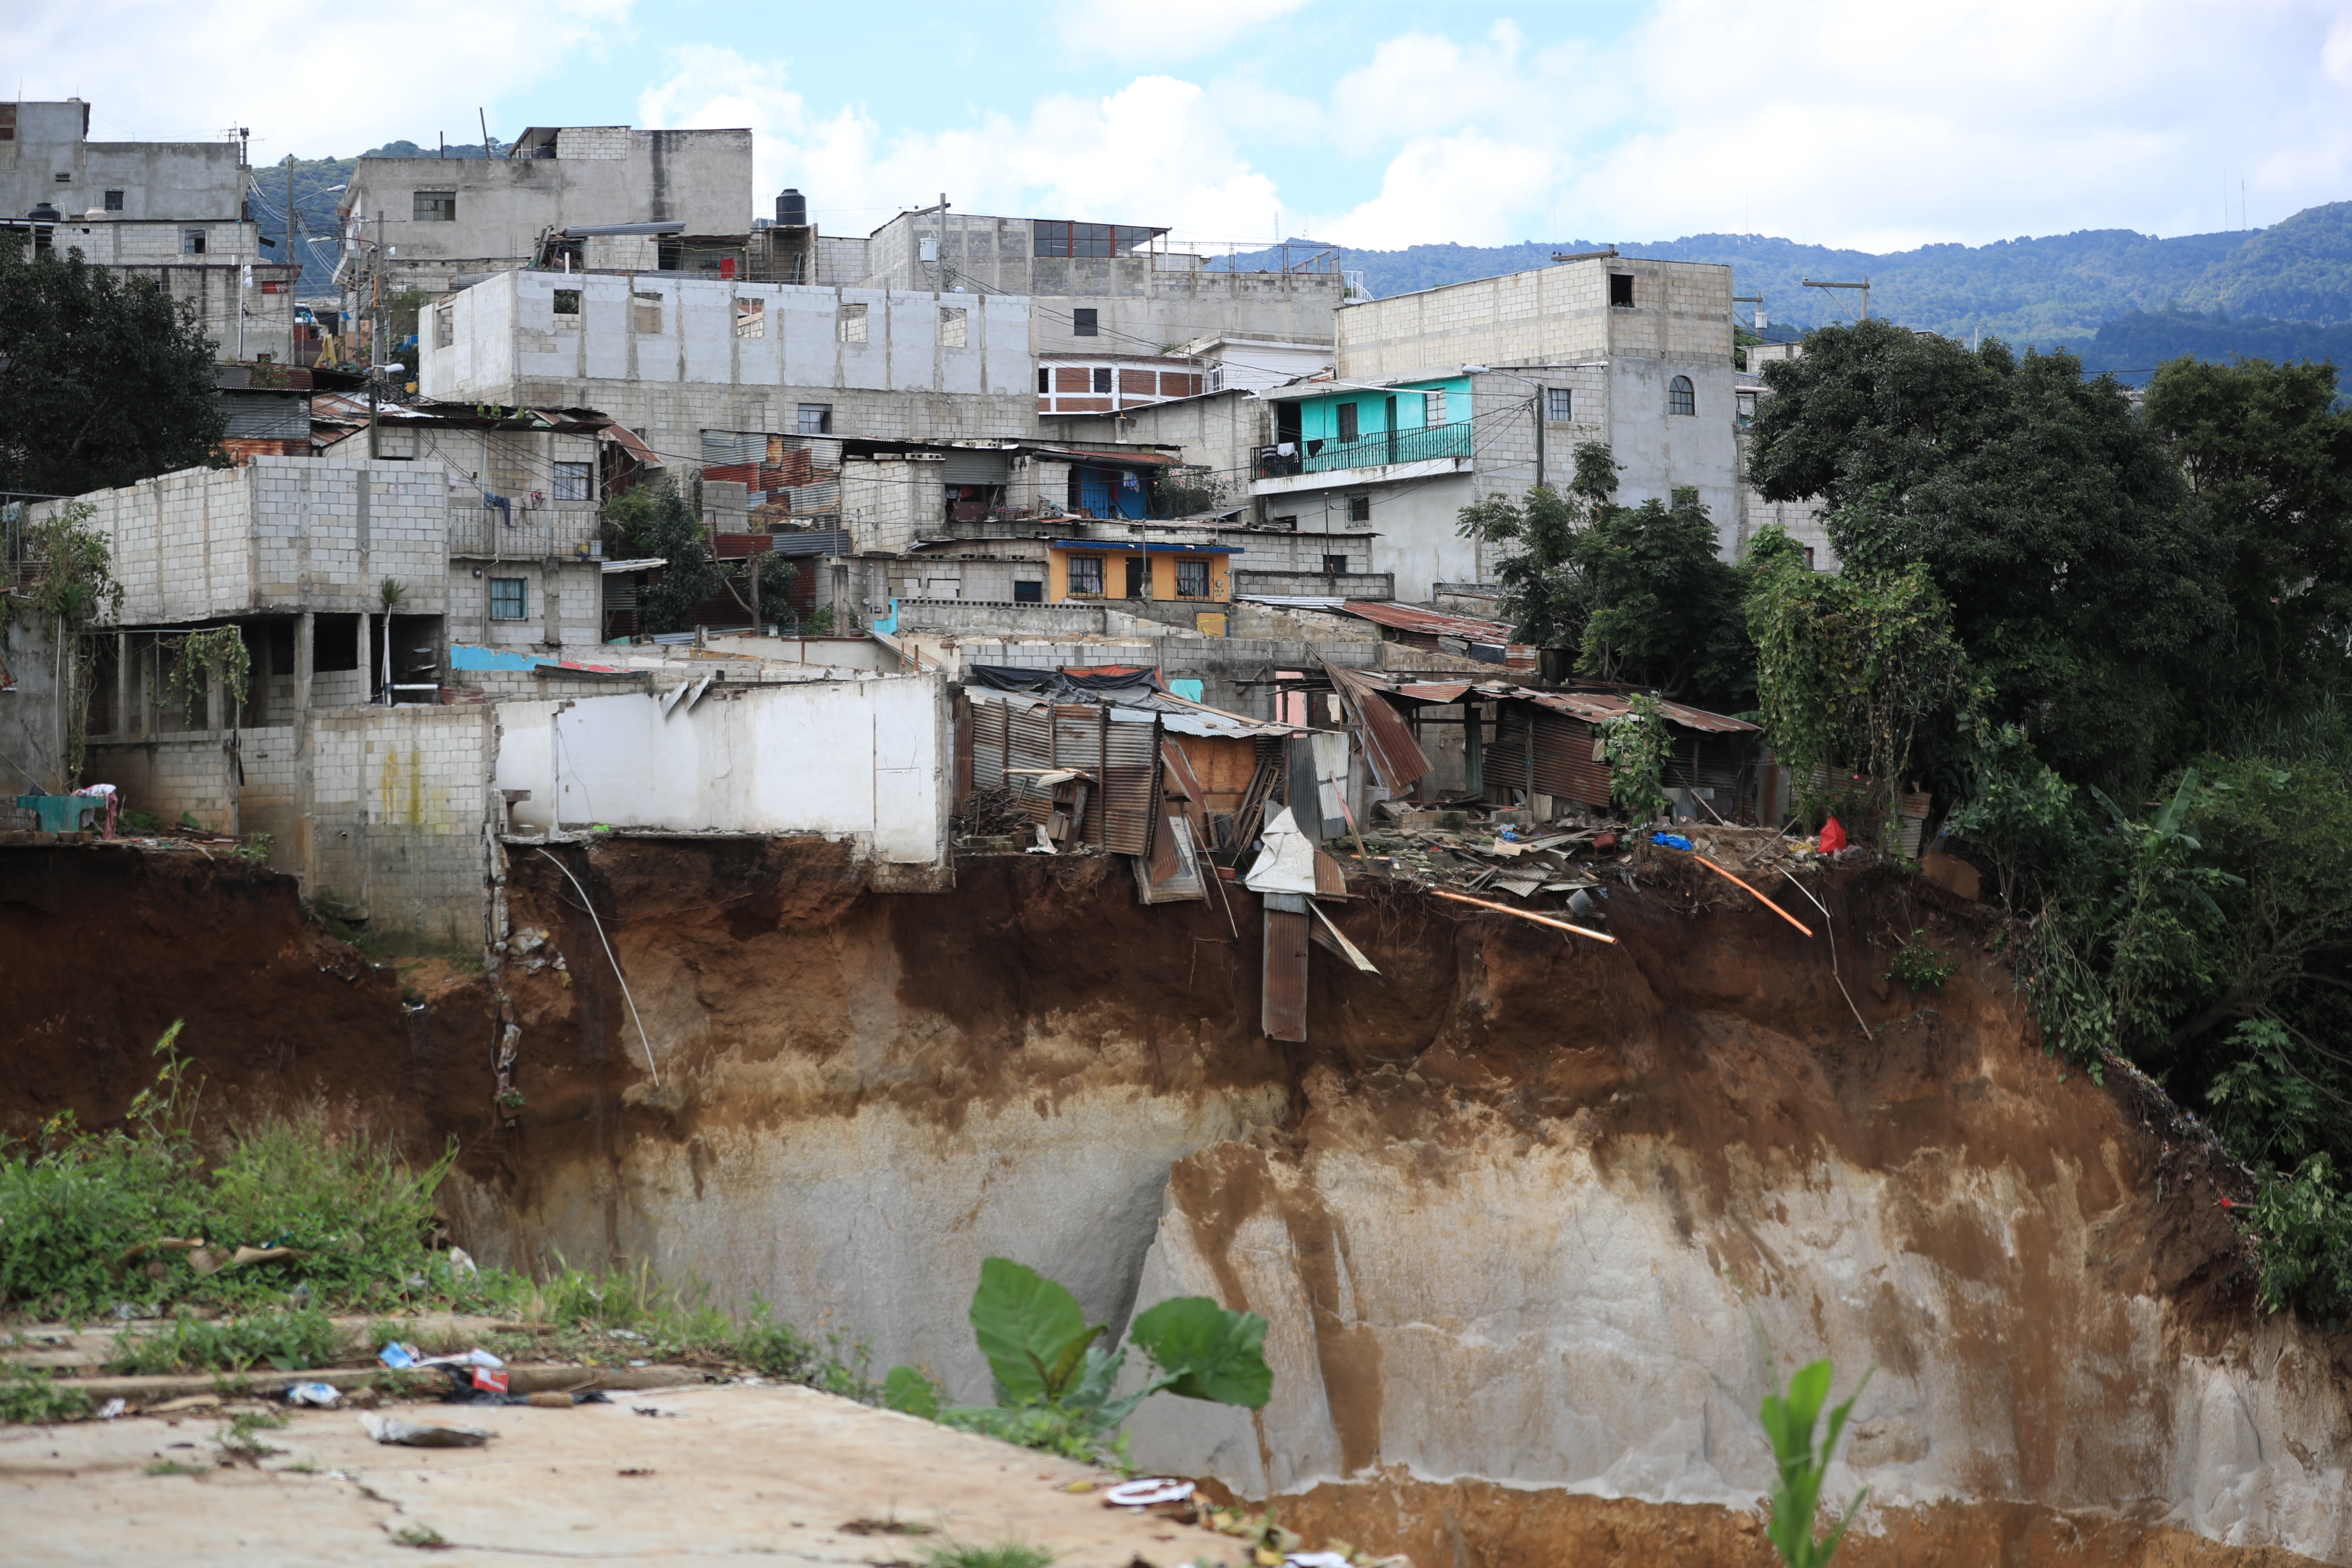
[295,613,316,720]
[293,611,317,892]
[115,632,130,741]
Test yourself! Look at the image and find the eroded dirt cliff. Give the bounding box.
[5,839,2347,1566]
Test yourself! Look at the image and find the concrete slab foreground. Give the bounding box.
[1,1381,1254,1566]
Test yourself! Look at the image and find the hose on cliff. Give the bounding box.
[535,846,661,1089]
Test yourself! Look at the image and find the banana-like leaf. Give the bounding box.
[883,1364,939,1420]
[970,1257,1104,1406]
[1128,1296,1273,1409]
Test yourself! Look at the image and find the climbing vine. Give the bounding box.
[1601,692,1671,824]
[165,625,251,731]
[2,502,125,786]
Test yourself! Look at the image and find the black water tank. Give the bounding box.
[776,188,807,227]
[26,201,62,223]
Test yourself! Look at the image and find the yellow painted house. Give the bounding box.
[1046,538,1238,633]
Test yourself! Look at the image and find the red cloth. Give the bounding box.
[1818,816,1847,854]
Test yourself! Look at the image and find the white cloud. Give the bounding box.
[638,51,1281,239]
[1052,0,1311,61]
[1,0,633,158]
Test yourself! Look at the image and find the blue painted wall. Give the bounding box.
[1295,376,1469,444]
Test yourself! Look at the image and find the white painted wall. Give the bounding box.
[496,674,948,863]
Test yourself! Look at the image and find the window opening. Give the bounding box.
[735,297,765,338]
[1609,273,1634,307]
[1072,307,1098,337]
[632,292,663,334]
[1013,579,1044,603]
[1175,559,1210,598]
[1423,389,1448,425]
[837,302,868,342]
[798,403,832,436]
[1546,387,1573,422]
[433,305,453,349]
[53,171,71,183]
[489,578,527,620]
[413,190,457,222]
[553,461,592,502]
[1336,402,1360,442]
[552,289,581,315]
[1032,222,1154,258]
[181,229,207,255]
[1090,366,1112,394]
[1036,368,1050,394]
[1668,375,1696,417]
[1347,495,1371,522]
[1066,555,1105,596]
[103,190,124,212]
[940,306,967,347]
[1125,558,1147,599]
[1322,555,1348,575]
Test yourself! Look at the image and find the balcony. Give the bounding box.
[449,513,600,560]
[1257,420,1474,480]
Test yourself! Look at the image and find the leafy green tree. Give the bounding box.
[602,479,720,635]
[0,242,226,495]
[1745,526,1971,847]
[1458,442,1748,703]
[1749,321,2221,790]
[1940,717,2077,906]
[2142,356,2352,722]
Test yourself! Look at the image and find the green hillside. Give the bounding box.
[1282,202,2352,348]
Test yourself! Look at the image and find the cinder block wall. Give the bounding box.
[311,705,493,946]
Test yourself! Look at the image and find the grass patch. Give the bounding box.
[923,1541,1055,1568]
[144,1459,207,1478]
[107,1307,347,1375]
[391,1524,450,1549]
[0,1365,94,1424]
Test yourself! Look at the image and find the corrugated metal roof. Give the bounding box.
[1340,599,1521,643]
[1393,681,1474,702]
[1524,689,1759,733]
[1327,662,1431,792]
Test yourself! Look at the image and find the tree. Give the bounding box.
[602,479,720,635]
[0,242,227,495]
[2141,356,2352,723]
[1457,442,1749,704]
[1748,321,2221,792]
[1746,524,1971,848]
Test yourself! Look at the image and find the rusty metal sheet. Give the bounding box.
[1340,599,1518,642]
[1523,687,1758,735]
[1393,682,1474,703]
[1327,664,1432,793]
[1262,904,1310,1042]
[967,692,1160,854]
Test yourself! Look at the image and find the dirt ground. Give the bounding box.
[1,1380,1252,1567]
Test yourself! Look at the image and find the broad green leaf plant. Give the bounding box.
[886,1257,1271,1466]
[1759,1357,1872,1568]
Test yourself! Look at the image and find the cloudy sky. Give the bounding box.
[9,0,2349,253]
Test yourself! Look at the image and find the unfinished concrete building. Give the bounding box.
[1,100,298,362]
[334,125,756,301]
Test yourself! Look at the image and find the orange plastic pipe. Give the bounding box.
[1429,888,1618,944]
[1688,853,1814,937]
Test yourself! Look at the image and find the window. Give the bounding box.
[1013,579,1044,603]
[1037,368,1051,394]
[53,171,71,184]
[181,229,207,255]
[1546,387,1573,422]
[1423,389,1448,425]
[489,578,527,620]
[413,190,457,222]
[1126,558,1147,599]
[1347,495,1371,523]
[0,106,13,142]
[1668,375,1696,416]
[103,190,123,212]
[1271,515,1298,530]
[553,461,592,502]
[1737,391,1756,427]
[553,289,581,316]
[837,302,868,343]
[1803,546,1817,570]
[1066,555,1105,596]
[1072,307,1098,337]
[1322,554,1349,575]
[632,292,663,334]
[797,403,832,435]
[1090,367,1112,394]
[734,297,765,338]
[1175,559,1210,598]
[1336,402,1360,442]
[940,306,967,347]
[1609,272,1635,307]
[1032,221,1154,258]
[433,304,453,349]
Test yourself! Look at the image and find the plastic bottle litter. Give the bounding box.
[360,1413,495,1448]
[285,1383,341,1408]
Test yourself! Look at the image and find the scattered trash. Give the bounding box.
[359,1413,495,1448]
[626,1359,649,1368]
[415,1348,506,1371]
[1026,824,1058,854]
[1818,816,1848,854]
[1286,1555,1353,1568]
[284,1383,341,1408]
[95,1398,127,1420]
[446,1247,479,1278]
[1650,832,1695,852]
[619,1467,655,1477]
[631,1405,684,1419]
[1104,1478,1195,1508]
[148,1395,222,1415]
[378,1341,420,1370]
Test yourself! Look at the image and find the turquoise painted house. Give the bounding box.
[1270,375,1474,474]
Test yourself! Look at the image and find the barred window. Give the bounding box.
[1174,559,1210,598]
[413,190,457,222]
[489,578,527,620]
[1668,375,1696,417]
[553,461,592,502]
[1066,555,1104,596]
[1546,387,1573,422]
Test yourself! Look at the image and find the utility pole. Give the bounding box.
[368,209,384,458]
[1801,276,1869,322]
[285,158,298,358]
